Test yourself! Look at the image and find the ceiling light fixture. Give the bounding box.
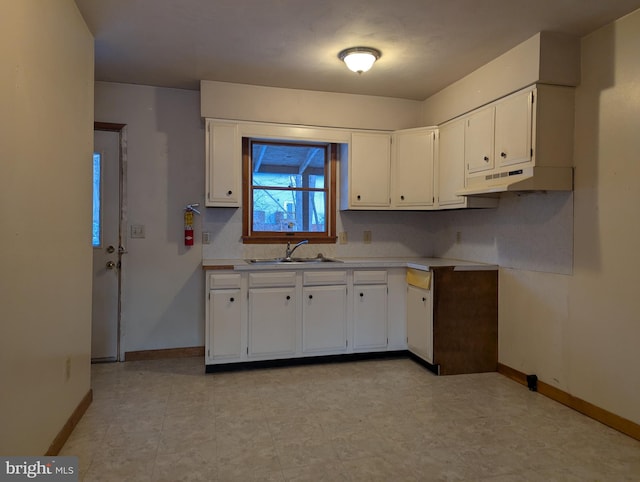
[338,47,381,74]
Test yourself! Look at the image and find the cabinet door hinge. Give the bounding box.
[531,92,535,104]
[207,349,210,357]
[531,148,533,157]
[246,346,249,355]
[346,339,348,347]
[208,292,210,300]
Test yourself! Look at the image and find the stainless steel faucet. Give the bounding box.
[284,240,308,260]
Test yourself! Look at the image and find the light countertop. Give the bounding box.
[202,257,497,271]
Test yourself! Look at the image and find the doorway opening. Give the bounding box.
[91,122,127,362]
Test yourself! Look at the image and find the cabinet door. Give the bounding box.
[208,289,242,360]
[392,129,435,208]
[464,106,495,174]
[406,285,432,363]
[248,287,296,357]
[353,284,388,351]
[437,119,466,208]
[349,132,391,207]
[206,120,240,207]
[302,285,347,353]
[495,90,533,168]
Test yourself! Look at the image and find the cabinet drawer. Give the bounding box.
[209,273,242,290]
[406,268,431,290]
[353,270,387,285]
[249,271,296,288]
[303,270,347,286]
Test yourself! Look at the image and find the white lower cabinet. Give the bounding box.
[206,268,401,367]
[248,286,296,358]
[302,285,348,353]
[302,270,348,354]
[206,273,244,363]
[353,270,388,351]
[406,284,433,364]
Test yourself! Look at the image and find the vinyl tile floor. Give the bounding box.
[60,357,640,481]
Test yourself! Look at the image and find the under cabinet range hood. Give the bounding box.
[456,166,574,196]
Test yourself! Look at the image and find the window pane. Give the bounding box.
[251,143,325,188]
[92,152,101,247]
[253,189,325,233]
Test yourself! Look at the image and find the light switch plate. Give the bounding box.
[363,230,372,244]
[130,224,145,239]
[202,232,211,244]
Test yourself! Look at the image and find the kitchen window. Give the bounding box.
[242,138,337,243]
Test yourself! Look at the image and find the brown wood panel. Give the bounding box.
[498,363,640,442]
[202,264,236,270]
[46,389,93,455]
[432,267,498,375]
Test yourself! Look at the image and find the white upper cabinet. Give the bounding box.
[464,105,495,174]
[437,119,499,210]
[205,120,241,207]
[437,119,467,208]
[494,89,533,168]
[460,84,574,194]
[340,132,391,209]
[391,128,436,209]
[465,89,533,176]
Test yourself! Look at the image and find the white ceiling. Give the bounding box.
[75,0,640,100]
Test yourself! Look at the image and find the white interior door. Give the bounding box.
[91,130,121,361]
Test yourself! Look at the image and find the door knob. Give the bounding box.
[106,245,115,253]
[106,261,116,270]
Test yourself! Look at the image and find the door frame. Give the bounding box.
[94,122,127,362]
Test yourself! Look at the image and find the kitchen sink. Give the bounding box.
[246,254,342,264]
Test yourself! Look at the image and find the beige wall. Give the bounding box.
[567,8,640,422]
[94,82,206,354]
[201,80,423,130]
[0,1,94,454]
[454,9,640,424]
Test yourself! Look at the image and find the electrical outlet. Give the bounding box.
[202,231,211,244]
[363,230,372,244]
[339,232,348,244]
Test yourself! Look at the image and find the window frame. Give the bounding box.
[242,137,337,244]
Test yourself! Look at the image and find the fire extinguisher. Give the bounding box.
[184,203,200,246]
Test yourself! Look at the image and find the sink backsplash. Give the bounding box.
[201,208,437,260]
